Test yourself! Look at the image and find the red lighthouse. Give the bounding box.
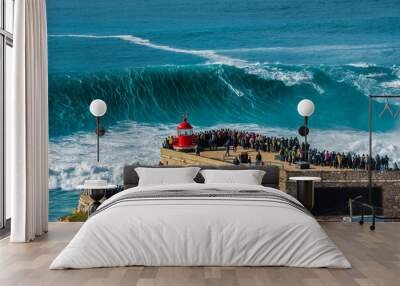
[173,115,197,151]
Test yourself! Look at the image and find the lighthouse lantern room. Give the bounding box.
[173,115,197,151]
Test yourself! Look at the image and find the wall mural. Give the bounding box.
[47,0,400,220]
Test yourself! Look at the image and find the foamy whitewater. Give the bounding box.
[47,0,400,220]
[49,121,400,191]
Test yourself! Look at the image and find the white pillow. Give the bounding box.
[200,169,266,185]
[135,167,201,186]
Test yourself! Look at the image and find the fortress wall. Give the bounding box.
[282,169,400,216]
[161,148,400,217]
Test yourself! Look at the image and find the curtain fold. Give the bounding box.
[9,0,48,242]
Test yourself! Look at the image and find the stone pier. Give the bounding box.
[160,147,400,217]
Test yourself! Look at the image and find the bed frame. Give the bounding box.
[123,165,280,189]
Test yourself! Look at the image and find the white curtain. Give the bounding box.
[8,0,49,242]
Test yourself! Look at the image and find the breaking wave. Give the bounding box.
[49,34,400,137]
[49,63,400,137]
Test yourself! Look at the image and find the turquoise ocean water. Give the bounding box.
[47,0,400,220]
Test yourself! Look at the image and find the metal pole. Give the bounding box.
[304,116,308,162]
[96,117,100,162]
[368,95,372,205]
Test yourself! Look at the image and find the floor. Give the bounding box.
[0,219,11,239]
[0,222,399,286]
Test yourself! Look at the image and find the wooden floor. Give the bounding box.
[0,222,399,286]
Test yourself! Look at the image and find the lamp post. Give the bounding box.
[297,99,315,167]
[89,99,107,162]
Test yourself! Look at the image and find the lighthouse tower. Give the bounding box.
[173,115,197,151]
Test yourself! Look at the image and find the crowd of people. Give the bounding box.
[163,129,398,171]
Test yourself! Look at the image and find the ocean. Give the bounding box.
[47,0,400,221]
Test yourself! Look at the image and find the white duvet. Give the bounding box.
[50,183,351,269]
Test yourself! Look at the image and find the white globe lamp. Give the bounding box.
[89,99,107,162]
[90,99,107,117]
[297,99,315,117]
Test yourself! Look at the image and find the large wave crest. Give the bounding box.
[49,63,399,137]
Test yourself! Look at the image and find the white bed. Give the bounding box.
[50,183,350,269]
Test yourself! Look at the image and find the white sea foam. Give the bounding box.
[348,62,376,68]
[51,34,249,68]
[325,65,400,98]
[217,74,244,97]
[50,34,324,92]
[247,64,314,86]
[381,80,400,89]
[365,73,386,78]
[218,45,388,54]
[49,121,177,190]
[394,66,400,78]
[49,121,400,190]
[53,34,387,61]
[334,69,379,96]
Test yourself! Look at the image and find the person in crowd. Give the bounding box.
[337,153,342,169]
[361,154,366,169]
[279,149,285,161]
[225,138,231,157]
[256,151,262,165]
[384,155,390,170]
[233,136,238,152]
[233,156,240,165]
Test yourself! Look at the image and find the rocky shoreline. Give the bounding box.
[58,190,90,222]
